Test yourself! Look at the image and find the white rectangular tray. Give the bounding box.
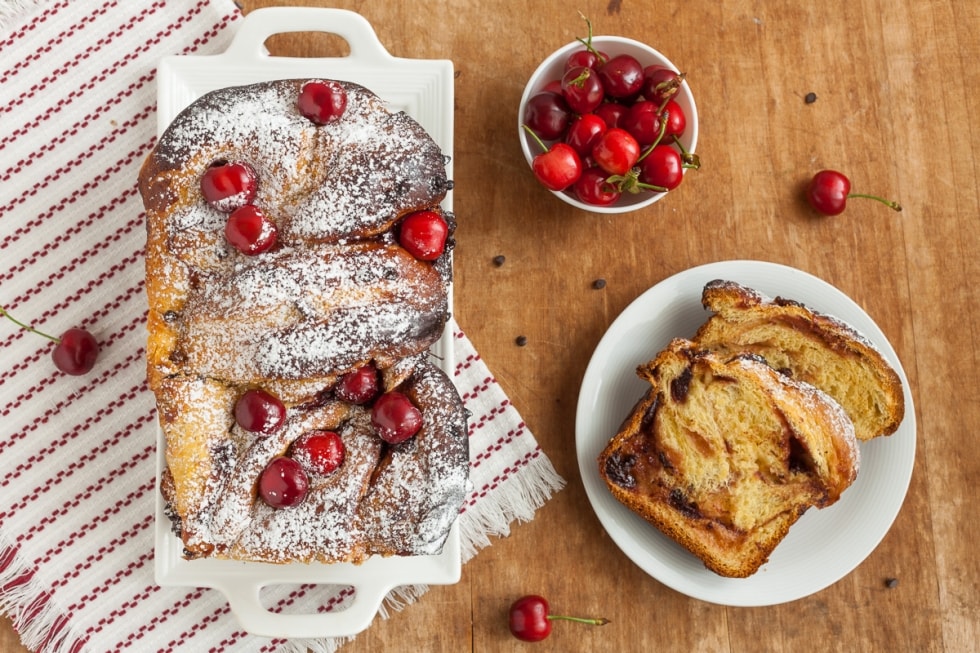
[152,6,458,640]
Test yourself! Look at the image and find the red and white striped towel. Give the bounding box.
[0,1,563,651]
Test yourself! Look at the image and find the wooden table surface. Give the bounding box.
[4,0,979,651]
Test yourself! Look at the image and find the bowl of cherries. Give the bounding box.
[519,30,699,213]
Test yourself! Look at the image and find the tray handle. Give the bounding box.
[225,7,394,66]
[222,577,394,639]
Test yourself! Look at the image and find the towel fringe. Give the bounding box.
[459,451,566,561]
[0,0,42,29]
[0,536,86,653]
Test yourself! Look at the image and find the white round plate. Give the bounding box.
[575,260,916,606]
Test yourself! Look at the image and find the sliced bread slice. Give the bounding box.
[598,338,860,578]
[694,279,904,441]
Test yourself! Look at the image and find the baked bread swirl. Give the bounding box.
[598,339,860,578]
[141,79,467,563]
[694,280,904,441]
[159,355,468,563]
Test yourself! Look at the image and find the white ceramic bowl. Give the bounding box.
[518,36,699,214]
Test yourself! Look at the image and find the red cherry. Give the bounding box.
[593,102,628,130]
[1,306,100,375]
[659,99,687,138]
[258,457,309,508]
[533,142,582,191]
[297,80,348,124]
[225,205,277,255]
[621,100,664,146]
[371,391,423,444]
[591,128,640,176]
[806,169,902,216]
[638,145,685,191]
[540,79,563,95]
[235,388,286,435]
[597,53,644,99]
[200,161,257,212]
[523,92,571,141]
[335,364,380,404]
[524,125,583,192]
[807,170,850,215]
[508,595,610,643]
[509,595,552,642]
[573,167,621,206]
[564,113,608,158]
[52,328,99,375]
[640,65,684,105]
[560,66,605,114]
[290,431,345,475]
[564,48,603,71]
[398,210,449,261]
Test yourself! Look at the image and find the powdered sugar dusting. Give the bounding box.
[141,79,466,564]
[177,243,447,382]
[170,360,466,563]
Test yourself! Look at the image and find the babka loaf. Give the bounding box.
[598,339,860,578]
[140,79,467,563]
[694,280,904,441]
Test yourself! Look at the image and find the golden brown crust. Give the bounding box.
[598,339,859,578]
[694,279,905,440]
[141,79,467,564]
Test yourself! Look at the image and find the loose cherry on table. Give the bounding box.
[371,391,423,444]
[508,595,610,643]
[1,306,99,375]
[806,169,903,216]
[200,161,257,212]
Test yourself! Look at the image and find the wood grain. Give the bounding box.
[4,0,978,651]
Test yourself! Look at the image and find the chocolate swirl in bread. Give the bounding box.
[598,339,860,578]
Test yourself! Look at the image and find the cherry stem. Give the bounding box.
[566,67,592,88]
[654,72,686,103]
[847,193,902,212]
[575,12,607,65]
[548,614,611,627]
[636,115,671,165]
[0,305,60,343]
[672,135,702,169]
[522,124,551,154]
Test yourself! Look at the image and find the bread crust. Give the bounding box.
[695,279,904,440]
[598,339,859,578]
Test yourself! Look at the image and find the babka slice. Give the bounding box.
[598,339,860,578]
[694,280,904,440]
